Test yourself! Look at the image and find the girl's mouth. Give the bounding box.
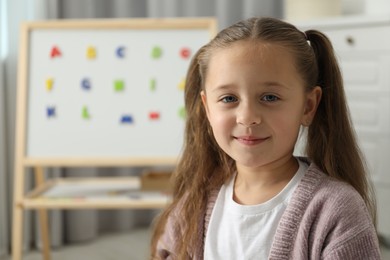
[234,136,269,146]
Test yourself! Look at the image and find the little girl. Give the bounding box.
[151,17,381,259]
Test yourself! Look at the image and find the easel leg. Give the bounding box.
[12,208,51,260]
[12,205,24,260]
[38,209,51,260]
[34,167,51,260]
[12,160,26,260]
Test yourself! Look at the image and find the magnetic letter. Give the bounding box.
[149,111,160,120]
[150,78,156,92]
[81,78,91,90]
[114,80,125,92]
[82,106,91,119]
[180,47,191,59]
[47,106,56,118]
[178,78,185,90]
[116,46,126,58]
[178,107,186,119]
[87,46,97,59]
[50,46,62,58]
[121,115,134,124]
[151,46,162,59]
[46,78,54,91]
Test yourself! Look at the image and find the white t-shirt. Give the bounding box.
[204,159,307,259]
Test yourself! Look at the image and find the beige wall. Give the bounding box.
[285,0,390,21]
[285,0,342,21]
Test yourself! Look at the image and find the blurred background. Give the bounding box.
[1,0,390,259]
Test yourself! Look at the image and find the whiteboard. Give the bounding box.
[20,19,216,161]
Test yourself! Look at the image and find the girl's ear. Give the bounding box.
[302,86,322,126]
[200,90,211,120]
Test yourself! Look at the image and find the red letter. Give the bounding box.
[50,46,62,58]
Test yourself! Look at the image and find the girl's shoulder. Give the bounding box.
[272,160,380,259]
[290,160,380,258]
[303,161,365,206]
[295,160,372,226]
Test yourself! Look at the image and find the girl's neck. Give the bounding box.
[233,155,299,205]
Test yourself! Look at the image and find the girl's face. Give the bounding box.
[201,40,320,170]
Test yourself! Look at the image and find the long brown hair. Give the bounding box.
[151,17,376,258]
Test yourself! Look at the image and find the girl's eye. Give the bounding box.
[261,95,279,102]
[221,96,238,103]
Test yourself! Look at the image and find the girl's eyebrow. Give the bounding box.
[210,81,288,92]
[262,81,289,89]
[207,84,236,93]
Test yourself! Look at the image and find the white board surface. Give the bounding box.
[23,20,214,159]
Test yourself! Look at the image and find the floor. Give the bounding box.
[381,238,390,260]
[2,228,152,260]
[2,228,390,260]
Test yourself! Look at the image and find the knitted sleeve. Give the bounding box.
[155,211,179,260]
[319,183,381,259]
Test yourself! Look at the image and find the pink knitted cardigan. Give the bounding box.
[156,161,381,259]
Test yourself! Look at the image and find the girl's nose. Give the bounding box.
[236,103,261,127]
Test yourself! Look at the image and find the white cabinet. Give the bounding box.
[298,16,390,239]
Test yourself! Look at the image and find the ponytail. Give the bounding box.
[305,30,377,225]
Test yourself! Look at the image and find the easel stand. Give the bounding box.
[12,17,216,260]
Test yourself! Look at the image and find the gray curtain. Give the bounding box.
[0,0,283,256]
[0,62,9,257]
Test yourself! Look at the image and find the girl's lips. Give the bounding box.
[234,136,269,146]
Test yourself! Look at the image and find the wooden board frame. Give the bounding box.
[16,17,217,167]
[12,17,217,260]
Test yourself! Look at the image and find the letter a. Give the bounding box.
[50,46,62,58]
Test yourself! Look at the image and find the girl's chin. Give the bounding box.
[234,159,267,169]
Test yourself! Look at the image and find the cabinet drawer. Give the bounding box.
[347,94,390,132]
[320,25,390,52]
[339,53,390,93]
